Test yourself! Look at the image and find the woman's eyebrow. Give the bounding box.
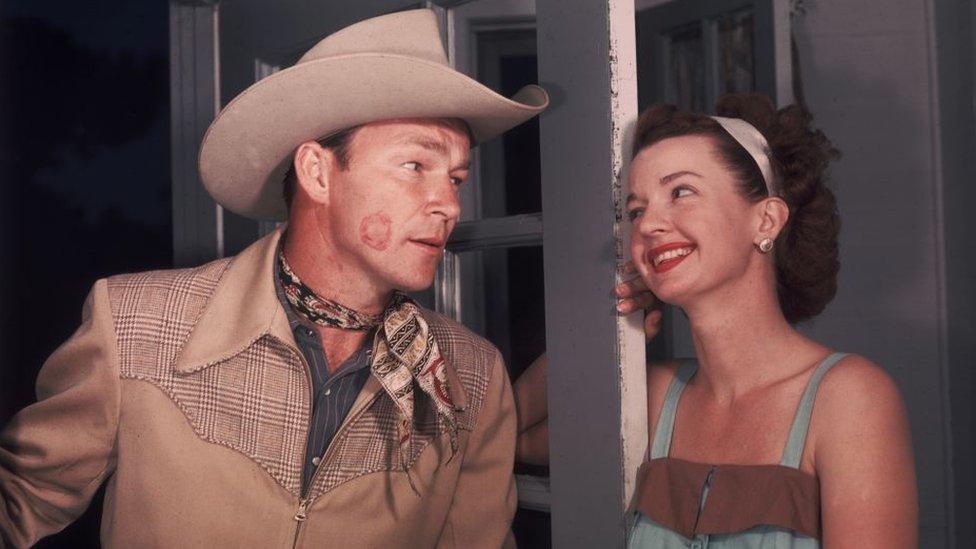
[660,170,703,184]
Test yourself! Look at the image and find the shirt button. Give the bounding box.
[324,388,332,396]
[311,457,321,466]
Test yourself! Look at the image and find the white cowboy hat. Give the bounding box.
[198,9,550,221]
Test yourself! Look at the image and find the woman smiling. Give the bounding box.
[515,94,918,547]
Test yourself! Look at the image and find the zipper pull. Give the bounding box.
[294,498,309,522]
[704,466,716,487]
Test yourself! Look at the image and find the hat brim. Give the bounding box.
[198,53,549,221]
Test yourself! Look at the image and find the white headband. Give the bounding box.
[710,116,776,196]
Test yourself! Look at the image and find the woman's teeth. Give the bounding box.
[653,247,694,266]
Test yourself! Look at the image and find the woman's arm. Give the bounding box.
[814,355,918,547]
[513,354,549,465]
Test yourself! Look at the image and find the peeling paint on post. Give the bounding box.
[607,0,648,523]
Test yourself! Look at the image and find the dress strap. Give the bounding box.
[649,359,699,459]
[779,352,849,468]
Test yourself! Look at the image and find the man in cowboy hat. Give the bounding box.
[0,9,547,548]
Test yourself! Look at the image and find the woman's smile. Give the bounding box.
[646,242,697,273]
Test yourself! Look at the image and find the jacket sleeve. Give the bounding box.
[0,279,121,548]
[437,350,518,549]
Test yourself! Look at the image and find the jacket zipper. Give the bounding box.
[290,398,378,548]
[290,346,378,548]
[291,346,316,549]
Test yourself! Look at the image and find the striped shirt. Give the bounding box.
[273,264,373,493]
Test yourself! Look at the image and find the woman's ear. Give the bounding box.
[756,196,790,241]
[293,141,337,206]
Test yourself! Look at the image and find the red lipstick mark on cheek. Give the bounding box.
[359,212,392,251]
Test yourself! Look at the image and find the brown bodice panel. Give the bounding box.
[635,457,821,540]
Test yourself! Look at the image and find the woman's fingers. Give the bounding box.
[618,260,638,275]
[614,274,647,299]
[615,278,657,314]
[644,309,663,341]
[615,262,663,340]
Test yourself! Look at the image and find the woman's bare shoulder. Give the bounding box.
[811,358,917,544]
[810,353,910,464]
[816,354,905,421]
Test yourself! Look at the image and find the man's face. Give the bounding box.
[320,118,470,293]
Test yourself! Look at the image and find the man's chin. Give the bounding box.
[392,273,437,295]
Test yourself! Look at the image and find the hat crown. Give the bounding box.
[298,9,448,66]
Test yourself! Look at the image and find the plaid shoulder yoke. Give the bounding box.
[106,259,498,498]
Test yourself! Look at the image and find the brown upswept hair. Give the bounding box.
[632,93,841,324]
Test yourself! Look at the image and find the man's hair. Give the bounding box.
[282,126,360,211]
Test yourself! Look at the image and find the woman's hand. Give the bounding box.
[614,261,662,341]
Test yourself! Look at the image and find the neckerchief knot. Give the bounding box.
[278,252,459,487]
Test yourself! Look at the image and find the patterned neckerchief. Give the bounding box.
[277,252,458,483]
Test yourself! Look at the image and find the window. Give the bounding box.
[437,23,543,382]
[636,0,776,113]
[436,4,551,544]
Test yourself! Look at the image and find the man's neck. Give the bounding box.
[282,224,391,316]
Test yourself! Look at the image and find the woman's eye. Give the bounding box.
[403,161,421,171]
[450,177,464,187]
[672,186,694,199]
[627,208,644,221]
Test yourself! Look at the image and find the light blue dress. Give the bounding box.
[628,353,849,548]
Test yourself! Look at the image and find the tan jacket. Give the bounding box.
[0,230,517,548]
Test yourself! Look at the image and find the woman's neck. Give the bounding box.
[682,273,824,401]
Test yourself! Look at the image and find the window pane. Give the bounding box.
[716,9,755,95]
[476,30,542,218]
[455,245,546,380]
[666,22,705,111]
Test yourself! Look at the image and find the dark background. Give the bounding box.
[1,1,171,546]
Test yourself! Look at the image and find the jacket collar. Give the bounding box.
[173,227,292,373]
[171,226,469,411]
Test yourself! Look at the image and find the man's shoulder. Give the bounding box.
[420,306,500,363]
[104,257,234,314]
[419,307,507,428]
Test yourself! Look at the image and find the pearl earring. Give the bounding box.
[758,237,774,253]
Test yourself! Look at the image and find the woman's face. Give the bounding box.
[626,134,762,306]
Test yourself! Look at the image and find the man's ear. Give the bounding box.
[293,141,336,206]
[756,196,790,240]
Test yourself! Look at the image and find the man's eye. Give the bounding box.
[450,177,464,187]
[403,161,421,171]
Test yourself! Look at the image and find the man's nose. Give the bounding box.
[428,175,461,220]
